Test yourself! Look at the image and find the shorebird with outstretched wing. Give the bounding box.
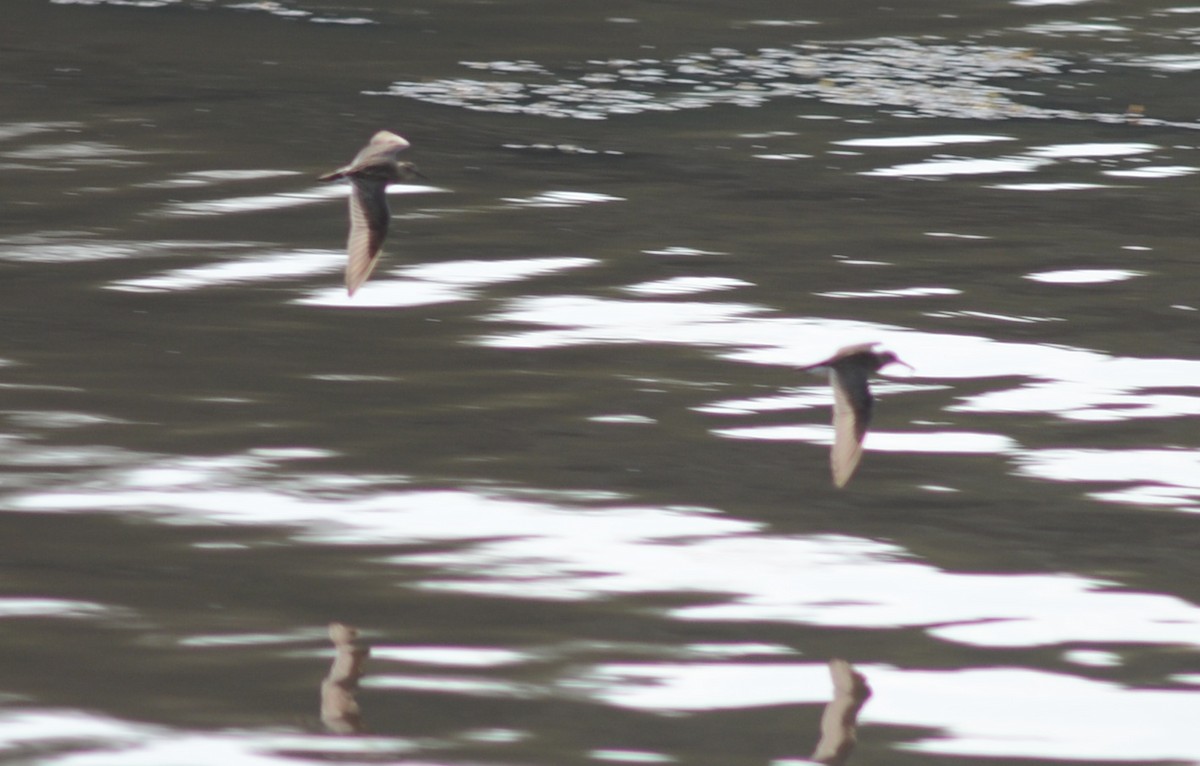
[319,130,423,296]
[801,343,910,487]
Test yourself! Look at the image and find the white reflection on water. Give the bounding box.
[109,250,340,292]
[588,749,673,764]
[589,414,656,424]
[1063,648,1121,667]
[954,356,1200,419]
[752,152,813,161]
[988,182,1113,191]
[377,40,1128,125]
[0,236,241,264]
[483,293,1200,404]
[1,141,146,167]
[624,277,752,296]
[157,184,439,218]
[1017,449,1200,511]
[364,675,537,699]
[818,286,960,299]
[3,411,130,429]
[484,294,1172,376]
[108,250,594,302]
[483,296,776,350]
[296,256,597,308]
[834,134,1013,148]
[0,709,418,765]
[50,0,377,24]
[924,231,991,239]
[713,425,1017,455]
[1104,165,1199,178]
[641,246,727,257]
[0,121,84,142]
[926,309,1063,324]
[138,169,300,189]
[14,454,1200,649]
[11,445,1200,762]
[574,662,1200,762]
[371,646,528,667]
[181,631,321,648]
[1024,268,1144,284]
[0,598,117,619]
[1120,53,1200,71]
[863,156,1049,177]
[299,280,468,308]
[1020,21,1129,34]
[1025,142,1156,158]
[864,141,1165,181]
[402,257,596,285]
[159,183,437,217]
[1013,0,1101,6]
[501,190,623,208]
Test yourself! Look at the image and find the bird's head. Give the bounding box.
[873,350,913,374]
[394,161,427,182]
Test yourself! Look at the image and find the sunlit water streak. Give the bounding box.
[296,256,598,308]
[576,663,1200,762]
[0,598,118,619]
[0,236,245,265]
[861,140,1166,179]
[109,250,341,292]
[372,36,1200,136]
[0,709,420,765]
[50,0,377,24]
[157,183,437,217]
[374,41,1074,121]
[15,437,1195,760]
[9,449,1200,649]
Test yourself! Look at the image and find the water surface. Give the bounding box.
[2,1,1199,764]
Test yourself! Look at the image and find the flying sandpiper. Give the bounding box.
[801,343,910,487]
[319,130,423,296]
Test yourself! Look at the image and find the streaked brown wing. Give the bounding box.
[829,365,873,488]
[345,178,390,296]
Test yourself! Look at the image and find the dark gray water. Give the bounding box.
[2,1,1199,764]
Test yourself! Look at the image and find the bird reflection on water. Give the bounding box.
[810,659,872,765]
[320,622,369,734]
[317,626,871,763]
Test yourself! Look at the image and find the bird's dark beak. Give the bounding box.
[886,356,915,374]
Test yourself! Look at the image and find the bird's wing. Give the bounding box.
[829,365,874,488]
[351,131,410,171]
[798,342,880,373]
[345,178,390,296]
[321,132,410,180]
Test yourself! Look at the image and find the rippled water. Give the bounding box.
[2,0,1200,764]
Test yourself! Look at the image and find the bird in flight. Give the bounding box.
[801,343,910,487]
[319,131,423,296]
